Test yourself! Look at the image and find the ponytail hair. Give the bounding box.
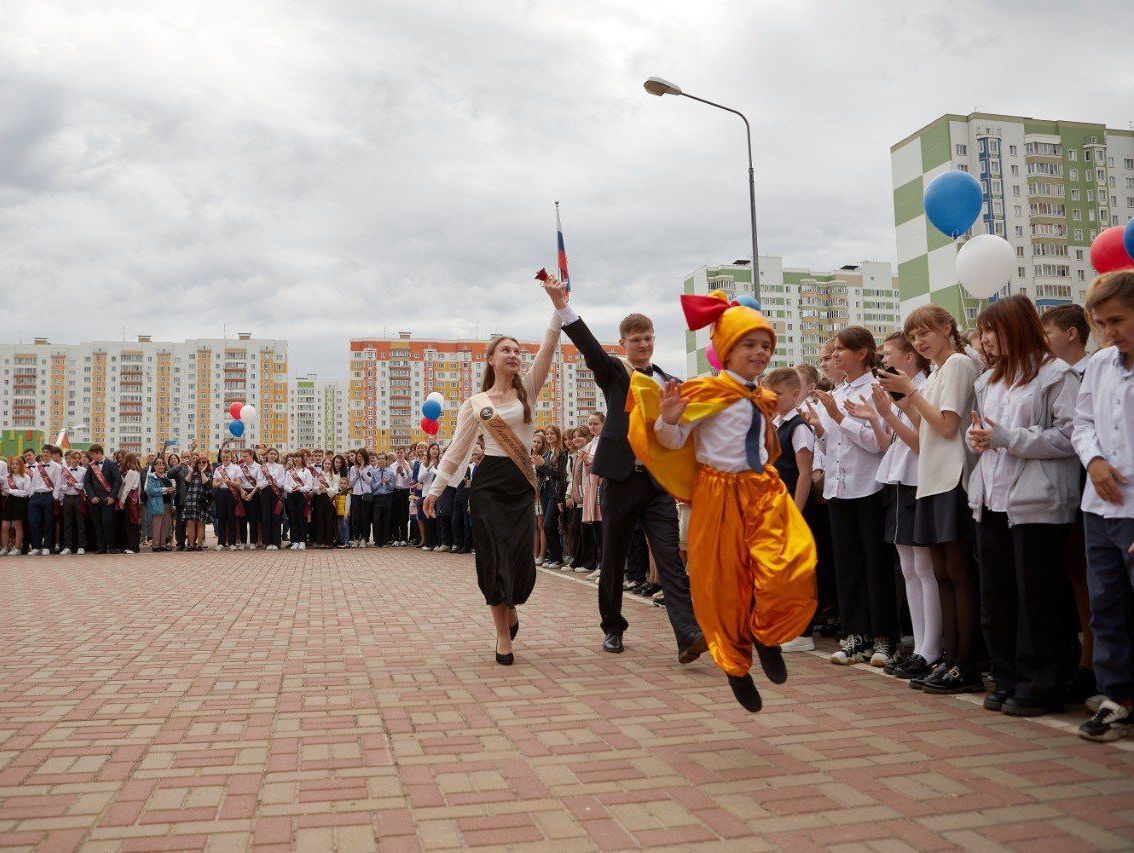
[903,305,965,354]
[482,336,532,423]
[835,326,879,371]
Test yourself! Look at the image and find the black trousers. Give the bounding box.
[27,493,54,551]
[827,492,897,641]
[451,499,472,551]
[260,489,283,547]
[61,494,86,551]
[803,500,838,620]
[90,501,115,552]
[238,497,258,544]
[977,512,1073,702]
[350,498,370,542]
[175,507,187,548]
[1084,513,1134,702]
[542,494,563,564]
[214,489,236,546]
[627,524,649,584]
[286,493,308,544]
[371,494,393,546]
[392,489,410,543]
[599,470,700,646]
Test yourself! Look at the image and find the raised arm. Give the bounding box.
[522,313,563,401]
[427,400,480,501]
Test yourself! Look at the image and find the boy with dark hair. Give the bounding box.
[1042,304,1092,377]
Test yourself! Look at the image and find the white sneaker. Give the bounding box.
[545,562,561,571]
[298,542,306,550]
[781,635,816,652]
[420,546,430,551]
[586,569,601,581]
[124,549,135,555]
[41,548,51,556]
[266,545,278,551]
[229,545,238,551]
[76,548,85,555]
[59,548,72,556]
[830,635,872,665]
[573,565,590,573]
[215,544,225,552]
[29,549,40,556]
[1086,694,1106,714]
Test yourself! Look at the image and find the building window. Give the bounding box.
[955,143,968,156]
[1018,267,1026,278]
[1015,225,1023,237]
[1084,149,1092,162]
[1071,188,1080,201]
[1068,149,1077,161]
[1012,185,1021,197]
[1075,229,1083,241]
[1009,145,1018,156]
[1070,169,1079,181]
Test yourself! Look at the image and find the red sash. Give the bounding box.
[218,468,246,517]
[126,487,141,525]
[309,465,329,489]
[266,466,284,515]
[90,462,112,500]
[37,463,55,491]
[61,466,85,501]
[237,461,257,490]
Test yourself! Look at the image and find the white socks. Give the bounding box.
[897,544,942,662]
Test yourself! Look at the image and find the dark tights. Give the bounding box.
[931,540,978,672]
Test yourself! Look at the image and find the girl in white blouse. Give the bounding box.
[966,295,1081,717]
[2,457,32,555]
[423,275,565,665]
[879,305,981,695]
[808,327,895,668]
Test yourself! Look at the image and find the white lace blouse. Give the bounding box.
[427,310,562,498]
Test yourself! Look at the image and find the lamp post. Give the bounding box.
[643,77,761,303]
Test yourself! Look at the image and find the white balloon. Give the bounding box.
[955,234,1016,300]
[426,391,445,409]
[239,404,258,424]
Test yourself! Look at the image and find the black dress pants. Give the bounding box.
[827,492,897,641]
[978,512,1073,702]
[286,493,308,544]
[260,489,283,548]
[214,490,236,546]
[599,470,700,646]
[371,494,392,546]
[542,494,563,564]
[392,488,410,542]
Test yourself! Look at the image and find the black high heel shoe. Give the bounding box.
[510,619,519,640]
[495,640,514,666]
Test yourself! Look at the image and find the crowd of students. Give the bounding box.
[2,271,1131,743]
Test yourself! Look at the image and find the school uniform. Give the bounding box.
[58,464,88,552]
[1072,348,1134,706]
[283,466,315,545]
[348,464,372,544]
[814,371,896,647]
[257,462,287,548]
[84,459,122,553]
[452,461,475,553]
[389,461,414,544]
[211,463,243,547]
[235,461,261,545]
[310,467,338,547]
[27,460,63,552]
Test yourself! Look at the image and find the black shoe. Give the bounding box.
[910,661,949,691]
[509,613,519,641]
[727,673,763,713]
[891,654,930,680]
[983,689,1013,712]
[1003,695,1062,717]
[755,643,787,684]
[1065,667,1098,704]
[494,640,514,666]
[602,634,624,654]
[677,632,708,665]
[922,666,985,695]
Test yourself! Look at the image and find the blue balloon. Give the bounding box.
[736,295,761,311]
[421,399,442,420]
[924,170,984,239]
[1124,216,1134,263]
[228,419,245,437]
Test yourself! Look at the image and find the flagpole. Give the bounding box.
[554,201,564,426]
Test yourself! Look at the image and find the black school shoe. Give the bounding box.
[983,689,1013,712]
[755,643,787,684]
[727,673,763,712]
[891,654,933,680]
[922,666,985,695]
[910,661,951,691]
[1002,695,1063,717]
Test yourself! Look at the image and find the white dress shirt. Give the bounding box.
[1072,347,1134,519]
[815,371,886,500]
[653,370,770,472]
[257,462,286,489]
[3,473,32,498]
[28,460,63,495]
[972,373,1043,513]
[773,407,816,456]
[235,461,261,491]
[59,465,87,497]
[389,461,414,489]
[0,459,7,481]
[284,467,315,494]
[1072,354,1092,379]
[349,465,371,495]
[875,372,926,487]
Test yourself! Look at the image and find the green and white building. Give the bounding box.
[892,112,1134,324]
[683,258,900,376]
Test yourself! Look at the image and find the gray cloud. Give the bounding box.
[1,0,1130,373]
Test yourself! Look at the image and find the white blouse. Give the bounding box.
[815,371,888,500]
[2,473,32,498]
[428,310,563,498]
[916,352,979,499]
[875,372,926,488]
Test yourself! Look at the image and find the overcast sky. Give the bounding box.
[2,1,1131,375]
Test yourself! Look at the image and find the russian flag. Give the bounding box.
[556,202,570,292]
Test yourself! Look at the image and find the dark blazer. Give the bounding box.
[562,316,678,483]
[84,459,123,502]
[536,450,568,503]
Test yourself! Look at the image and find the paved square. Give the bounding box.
[1,548,1132,851]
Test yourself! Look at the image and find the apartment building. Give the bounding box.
[892,112,1134,324]
[288,373,350,451]
[683,258,901,375]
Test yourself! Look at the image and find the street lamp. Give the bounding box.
[643,76,762,303]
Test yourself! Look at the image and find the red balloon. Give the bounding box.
[1090,226,1134,274]
[229,402,244,420]
[420,417,439,436]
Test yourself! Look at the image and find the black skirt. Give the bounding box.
[913,483,972,545]
[470,456,537,607]
[2,495,27,522]
[884,483,918,547]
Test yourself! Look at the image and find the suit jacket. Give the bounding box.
[562,316,678,482]
[84,459,123,502]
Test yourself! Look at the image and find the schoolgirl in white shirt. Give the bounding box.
[879,305,981,695]
[257,448,287,550]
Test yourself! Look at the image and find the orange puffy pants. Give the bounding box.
[687,466,818,677]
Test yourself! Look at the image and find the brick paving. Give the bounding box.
[1,548,1132,852]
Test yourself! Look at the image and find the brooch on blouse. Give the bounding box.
[479,407,494,420]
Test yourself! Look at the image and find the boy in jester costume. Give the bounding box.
[627,291,817,711]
